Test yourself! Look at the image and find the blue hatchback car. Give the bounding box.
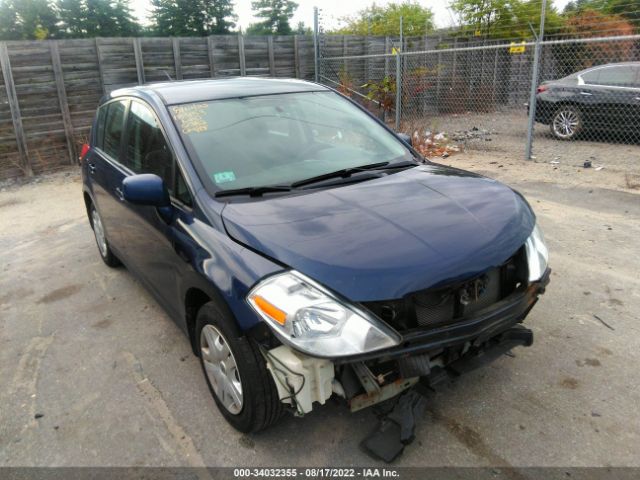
[82,78,550,432]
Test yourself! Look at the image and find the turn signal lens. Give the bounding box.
[253,295,287,325]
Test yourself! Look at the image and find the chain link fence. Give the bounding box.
[318,33,640,165]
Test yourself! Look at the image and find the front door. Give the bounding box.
[115,100,190,315]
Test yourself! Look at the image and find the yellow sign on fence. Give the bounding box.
[509,41,526,54]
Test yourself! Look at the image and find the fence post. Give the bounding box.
[207,36,216,77]
[436,35,442,113]
[384,36,390,78]
[342,35,347,74]
[172,37,182,79]
[525,0,548,160]
[0,42,32,177]
[293,35,300,78]
[133,37,145,84]
[395,16,403,131]
[492,41,499,107]
[238,34,246,76]
[268,35,276,77]
[95,37,105,94]
[364,34,369,85]
[49,41,77,165]
[313,6,319,82]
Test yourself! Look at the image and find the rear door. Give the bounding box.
[88,99,129,253]
[581,65,639,133]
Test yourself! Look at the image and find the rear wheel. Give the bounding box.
[196,302,284,432]
[90,205,120,267]
[550,105,582,140]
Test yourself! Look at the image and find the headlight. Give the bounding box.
[247,271,400,358]
[525,224,549,282]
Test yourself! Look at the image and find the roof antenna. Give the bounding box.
[161,70,173,81]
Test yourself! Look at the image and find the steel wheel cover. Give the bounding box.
[200,324,244,415]
[92,208,108,258]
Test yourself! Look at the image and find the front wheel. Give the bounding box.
[196,302,284,432]
[550,105,582,140]
[90,205,120,267]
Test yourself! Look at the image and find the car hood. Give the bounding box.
[221,164,535,301]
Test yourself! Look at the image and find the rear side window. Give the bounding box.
[102,100,128,159]
[94,106,107,149]
[583,66,637,87]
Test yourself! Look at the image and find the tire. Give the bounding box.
[90,204,120,267]
[196,302,284,433]
[550,105,583,140]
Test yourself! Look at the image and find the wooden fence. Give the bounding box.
[0,34,317,180]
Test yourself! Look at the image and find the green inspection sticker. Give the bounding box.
[213,171,236,184]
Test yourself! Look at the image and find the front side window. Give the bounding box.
[169,91,411,193]
[124,101,174,193]
[102,100,128,159]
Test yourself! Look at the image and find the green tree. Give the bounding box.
[112,0,140,36]
[83,0,139,37]
[295,21,311,35]
[57,0,87,37]
[449,0,563,39]
[246,0,298,35]
[0,0,58,40]
[0,0,22,40]
[337,1,434,36]
[564,0,640,24]
[208,0,237,33]
[151,0,237,36]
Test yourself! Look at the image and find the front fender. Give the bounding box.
[176,215,284,333]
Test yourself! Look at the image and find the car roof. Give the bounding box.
[111,77,330,106]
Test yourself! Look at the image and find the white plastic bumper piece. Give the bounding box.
[265,345,334,415]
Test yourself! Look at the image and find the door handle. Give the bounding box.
[114,187,124,201]
[87,162,96,174]
[580,91,593,96]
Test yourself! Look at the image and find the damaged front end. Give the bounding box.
[249,224,549,416]
[255,260,549,417]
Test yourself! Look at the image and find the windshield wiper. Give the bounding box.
[215,184,293,198]
[290,162,390,188]
[291,160,418,189]
[215,161,420,198]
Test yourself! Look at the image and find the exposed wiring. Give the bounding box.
[259,345,307,416]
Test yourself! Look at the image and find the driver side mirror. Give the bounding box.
[122,174,170,208]
[397,133,412,147]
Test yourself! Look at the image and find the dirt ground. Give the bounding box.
[413,111,640,194]
[1,146,640,468]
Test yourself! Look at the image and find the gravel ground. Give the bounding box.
[1,155,639,468]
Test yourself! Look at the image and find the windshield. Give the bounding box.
[169,91,412,194]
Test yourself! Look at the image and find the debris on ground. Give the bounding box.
[593,314,615,331]
[584,160,592,168]
[410,129,462,159]
[450,126,496,143]
[361,389,427,463]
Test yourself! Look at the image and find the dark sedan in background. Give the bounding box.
[534,62,640,140]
